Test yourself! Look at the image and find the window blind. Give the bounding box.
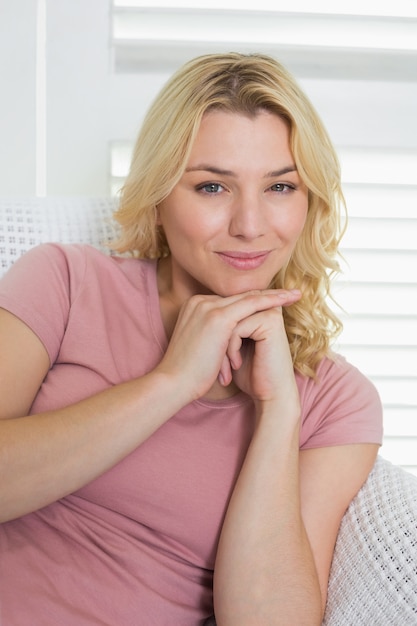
[110,2,417,475]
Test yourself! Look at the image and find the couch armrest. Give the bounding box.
[323,455,417,624]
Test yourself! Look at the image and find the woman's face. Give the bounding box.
[157,109,308,300]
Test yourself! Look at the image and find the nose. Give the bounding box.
[228,192,266,240]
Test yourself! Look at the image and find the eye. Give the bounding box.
[197,182,224,194]
[270,183,296,194]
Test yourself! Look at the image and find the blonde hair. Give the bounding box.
[113,52,346,378]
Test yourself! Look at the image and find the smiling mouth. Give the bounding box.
[216,251,271,270]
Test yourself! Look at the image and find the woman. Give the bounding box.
[0,53,382,625]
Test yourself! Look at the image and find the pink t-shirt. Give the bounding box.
[0,244,383,625]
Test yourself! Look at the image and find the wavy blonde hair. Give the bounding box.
[113,52,346,378]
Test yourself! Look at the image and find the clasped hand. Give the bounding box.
[157,289,302,407]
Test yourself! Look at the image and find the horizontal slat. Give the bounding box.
[337,346,417,378]
[370,378,417,406]
[338,250,417,283]
[382,431,416,478]
[339,316,417,346]
[342,217,417,250]
[383,407,417,437]
[343,184,417,219]
[380,436,417,467]
[339,147,417,185]
[111,7,417,80]
[112,42,417,81]
[113,1,417,18]
[332,283,417,316]
[112,9,417,51]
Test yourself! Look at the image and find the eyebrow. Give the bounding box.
[185,165,297,177]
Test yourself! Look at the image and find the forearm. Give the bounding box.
[0,370,188,522]
[213,405,322,626]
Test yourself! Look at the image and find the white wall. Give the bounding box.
[0,0,38,194]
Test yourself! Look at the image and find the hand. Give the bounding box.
[155,289,301,405]
[228,300,299,405]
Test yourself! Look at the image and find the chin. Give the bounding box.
[216,279,273,297]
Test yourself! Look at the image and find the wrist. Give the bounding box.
[253,397,301,430]
[148,367,196,408]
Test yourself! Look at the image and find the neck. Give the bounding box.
[156,257,241,401]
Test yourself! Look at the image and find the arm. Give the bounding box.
[213,431,378,624]
[299,442,379,607]
[0,289,297,522]
[212,306,379,625]
[0,308,192,522]
[214,403,322,625]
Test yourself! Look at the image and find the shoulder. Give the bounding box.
[2,242,100,277]
[298,353,383,449]
[2,243,153,285]
[0,244,156,366]
[319,353,381,407]
[297,352,380,406]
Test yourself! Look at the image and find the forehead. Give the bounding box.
[187,110,293,166]
[198,108,288,132]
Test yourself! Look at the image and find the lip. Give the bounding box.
[216,250,271,270]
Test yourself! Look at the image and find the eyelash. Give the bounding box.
[270,183,296,194]
[196,182,296,195]
[197,183,224,194]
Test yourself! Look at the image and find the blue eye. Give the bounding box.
[198,183,223,194]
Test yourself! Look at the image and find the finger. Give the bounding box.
[272,288,301,306]
[229,288,301,306]
[226,307,285,369]
[193,288,300,311]
[212,289,302,332]
[227,332,243,371]
[218,354,233,386]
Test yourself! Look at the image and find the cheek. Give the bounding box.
[159,210,203,249]
[162,205,224,244]
[297,210,309,236]
[292,199,309,234]
[276,206,308,241]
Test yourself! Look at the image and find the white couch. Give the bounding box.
[1,197,417,625]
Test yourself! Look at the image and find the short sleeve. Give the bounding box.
[0,243,86,365]
[298,354,383,449]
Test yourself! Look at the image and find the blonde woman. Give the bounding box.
[0,53,382,625]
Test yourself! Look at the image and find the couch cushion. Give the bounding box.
[0,197,117,277]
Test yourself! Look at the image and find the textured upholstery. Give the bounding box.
[324,456,417,624]
[0,197,117,276]
[1,197,417,624]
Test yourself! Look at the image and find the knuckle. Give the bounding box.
[188,294,205,306]
[186,294,212,313]
[207,307,224,325]
[187,295,223,322]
